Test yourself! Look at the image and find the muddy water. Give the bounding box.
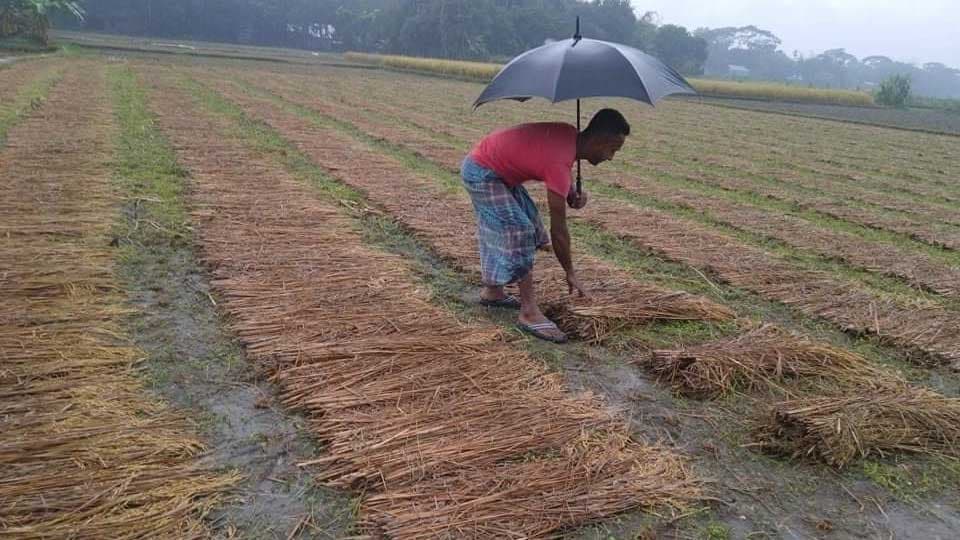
[119,201,353,537]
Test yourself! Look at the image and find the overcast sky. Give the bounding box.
[634,0,958,67]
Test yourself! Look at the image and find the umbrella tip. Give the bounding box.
[574,16,581,41]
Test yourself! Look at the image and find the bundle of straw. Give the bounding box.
[755,385,960,467]
[548,290,735,343]
[645,325,892,398]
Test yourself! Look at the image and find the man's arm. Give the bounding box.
[547,190,588,297]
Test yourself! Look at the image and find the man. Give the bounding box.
[461,108,630,343]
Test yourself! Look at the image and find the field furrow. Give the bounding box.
[0,62,233,538]
[139,66,702,537]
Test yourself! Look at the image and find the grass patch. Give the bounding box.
[0,64,62,145]
[108,63,244,397]
[109,66,191,238]
[345,51,502,81]
[699,522,732,540]
[690,78,873,107]
[862,458,960,508]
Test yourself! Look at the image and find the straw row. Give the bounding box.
[0,63,235,538]
[188,69,960,469]
[301,65,960,248]
[191,73,733,343]
[217,69,960,363]
[225,66,960,297]
[209,66,960,471]
[141,65,701,537]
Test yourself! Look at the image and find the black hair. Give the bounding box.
[583,108,630,137]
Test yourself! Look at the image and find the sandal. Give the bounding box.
[479,294,521,309]
[518,320,568,344]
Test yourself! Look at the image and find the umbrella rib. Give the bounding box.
[550,42,573,105]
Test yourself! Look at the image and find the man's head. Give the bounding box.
[579,108,629,166]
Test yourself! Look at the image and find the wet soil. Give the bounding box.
[117,193,354,538]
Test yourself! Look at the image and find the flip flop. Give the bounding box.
[479,294,521,309]
[518,320,568,344]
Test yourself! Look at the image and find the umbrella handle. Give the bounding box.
[576,161,582,195]
[576,98,582,195]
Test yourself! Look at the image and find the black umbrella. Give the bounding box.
[474,18,697,193]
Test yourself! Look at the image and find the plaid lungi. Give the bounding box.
[461,156,549,286]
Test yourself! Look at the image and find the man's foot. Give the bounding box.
[479,286,521,309]
[517,314,567,344]
[480,294,521,309]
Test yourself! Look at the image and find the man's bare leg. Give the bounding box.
[517,271,566,341]
[480,284,508,302]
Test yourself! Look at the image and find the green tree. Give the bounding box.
[696,25,794,80]
[876,74,911,107]
[631,10,657,51]
[652,23,707,75]
[1,0,83,46]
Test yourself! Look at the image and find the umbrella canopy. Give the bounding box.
[473,36,697,108]
[473,19,697,194]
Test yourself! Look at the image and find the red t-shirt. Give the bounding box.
[469,122,577,197]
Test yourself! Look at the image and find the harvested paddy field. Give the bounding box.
[5,48,960,539]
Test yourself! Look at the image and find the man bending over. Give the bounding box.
[461,108,630,343]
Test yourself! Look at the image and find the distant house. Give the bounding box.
[728,64,751,78]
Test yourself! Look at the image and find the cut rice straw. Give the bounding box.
[645,324,895,398]
[1,63,236,538]
[754,385,960,468]
[142,65,703,537]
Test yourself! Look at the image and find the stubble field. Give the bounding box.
[4,48,960,539]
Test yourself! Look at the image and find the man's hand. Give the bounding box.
[566,271,589,298]
[567,189,588,210]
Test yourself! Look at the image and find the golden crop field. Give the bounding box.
[344,51,877,106]
[5,44,960,539]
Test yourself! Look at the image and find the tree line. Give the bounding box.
[698,26,959,99]
[53,0,708,75]
[39,0,960,98]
